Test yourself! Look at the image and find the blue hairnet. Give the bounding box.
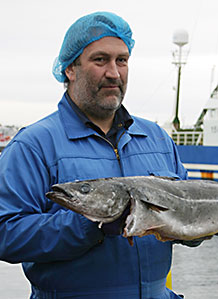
[52,11,135,82]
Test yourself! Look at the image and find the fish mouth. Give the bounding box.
[46,185,73,200]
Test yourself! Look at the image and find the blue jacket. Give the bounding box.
[0,94,187,298]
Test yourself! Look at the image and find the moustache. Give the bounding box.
[98,79,123,90]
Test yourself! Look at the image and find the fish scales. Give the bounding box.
[46,176,218,241]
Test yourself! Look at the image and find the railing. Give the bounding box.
[171,130,203,145]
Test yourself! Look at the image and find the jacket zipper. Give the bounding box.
[113,148,120,162]
[94,131,125,163]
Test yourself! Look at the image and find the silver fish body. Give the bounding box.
[124,178,218,240]
[46,176,218,241]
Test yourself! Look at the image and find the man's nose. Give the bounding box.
[105,61,120,79]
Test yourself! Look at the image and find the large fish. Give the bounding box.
[46,176,218,241]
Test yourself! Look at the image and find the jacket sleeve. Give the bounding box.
[0,141,104,264]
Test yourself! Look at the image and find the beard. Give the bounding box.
[72,69,127,120]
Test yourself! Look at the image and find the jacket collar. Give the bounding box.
[58,93,147,139]
[127,118,148,137]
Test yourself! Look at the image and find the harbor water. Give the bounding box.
[172,235,218,298]
[0,236,218,298]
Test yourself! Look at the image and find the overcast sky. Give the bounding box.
[1,0,218,128]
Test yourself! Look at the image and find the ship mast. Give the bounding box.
[172,29,189,130]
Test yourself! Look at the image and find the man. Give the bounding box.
[0,11,192,298]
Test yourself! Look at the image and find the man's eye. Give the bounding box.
[94,57,105,62]
[117,58,128,65]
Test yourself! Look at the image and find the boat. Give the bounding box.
[165,29,218,182]
[167,85,218,182]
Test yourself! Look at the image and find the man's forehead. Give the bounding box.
[82,36,129,57]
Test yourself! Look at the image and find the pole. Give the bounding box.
[173,65,181,130]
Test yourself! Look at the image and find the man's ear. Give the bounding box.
[65,64,76,81]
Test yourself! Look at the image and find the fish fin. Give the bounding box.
[135,224,166,238]
[141,224,174,242]
[147,224,166,230]
[127,237,134,246]
[146,202,169,212]
[128,189,169,212]
[154,176,177,181]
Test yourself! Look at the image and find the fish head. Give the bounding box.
[46,177,130,222]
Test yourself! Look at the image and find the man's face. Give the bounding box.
[67,36,129,120]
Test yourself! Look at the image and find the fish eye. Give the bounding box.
[80,183,91,194]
